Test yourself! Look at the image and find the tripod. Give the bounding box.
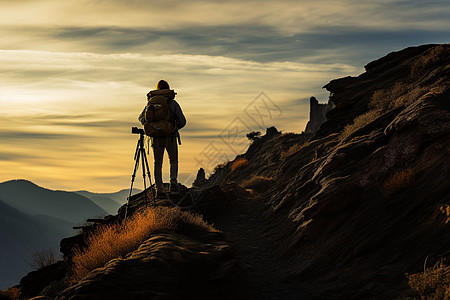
[125,127,155,219]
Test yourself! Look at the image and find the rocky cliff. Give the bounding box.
[201,43,450,299]
[7,44,450,299]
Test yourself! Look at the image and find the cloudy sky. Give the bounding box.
[1,0,449,192]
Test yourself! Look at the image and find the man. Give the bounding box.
[138,80,186,195]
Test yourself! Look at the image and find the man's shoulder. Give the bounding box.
[169,99,182,109]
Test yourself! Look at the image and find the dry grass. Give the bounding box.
[0,287,20,300]
[231,157,248,172]
[340,80,436,141]
[339,109,382,140]
[411,45,449,77]
[241,175,275,193]
[370,82,431,113]
[29,249,59,270]
[407,260,450,299]
[71,207,216,282]
[383,168,416,197]
[370,82,410,111]
[280,142,309,160]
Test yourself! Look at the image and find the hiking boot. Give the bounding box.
[155,187,166,198]
[169,183,179,193]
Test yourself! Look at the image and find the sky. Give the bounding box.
[0,0,449,192]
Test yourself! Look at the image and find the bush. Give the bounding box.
[230,158,248,172]
[407,260,450,299]
[246,131,261,142]
[241,176,275,193]
[29,249,59,270]
[383,168,415,197]
[71,207,216,282]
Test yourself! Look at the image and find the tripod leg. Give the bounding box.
[142,148,156,205]
[125,141,142,219]
[141,146,147,191]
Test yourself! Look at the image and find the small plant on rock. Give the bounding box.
[29,249,59,270]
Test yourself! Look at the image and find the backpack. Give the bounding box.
[143,90,176,137]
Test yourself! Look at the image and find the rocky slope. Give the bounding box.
[7,44,450,299]
[207,43,450,299]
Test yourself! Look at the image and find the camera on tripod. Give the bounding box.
[125,126,155,218]
[131,126,145,135]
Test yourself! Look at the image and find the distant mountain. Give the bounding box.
[74,191,121,215]
[0,198,74,290]
[75,189,140,215]
[102,189,140,205]
[0,180,107,224]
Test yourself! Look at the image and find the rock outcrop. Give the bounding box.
[17,185,241,300]
[192,167,206,187]
[304,96,334,134]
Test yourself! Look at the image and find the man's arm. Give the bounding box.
[171,101,186,129]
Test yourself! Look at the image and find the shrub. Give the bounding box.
[241,176,275,193]
[339,109,382,141]
[29,249,59,270]
[407,260,450,299]
[230,158,248,171]
[71,207,216,282]
[383,168,415,197]
[246,131,261,142]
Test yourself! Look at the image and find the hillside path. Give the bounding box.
[212,195,307,299]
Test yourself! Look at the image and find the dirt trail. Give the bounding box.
[212,195,307,300]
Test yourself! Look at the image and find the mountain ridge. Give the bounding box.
[0,179,107,223]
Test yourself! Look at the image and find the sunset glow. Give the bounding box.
[1,0,449,191]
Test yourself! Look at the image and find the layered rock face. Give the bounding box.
[203,44,450,298]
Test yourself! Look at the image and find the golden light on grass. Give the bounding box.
[383,168,415,197]
[241,175,274,193]
[0,287,20,299]
[230,158,248,172]
[407,260,450,299]
[71,207,216,282]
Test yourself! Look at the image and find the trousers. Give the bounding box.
[152,136,178,189]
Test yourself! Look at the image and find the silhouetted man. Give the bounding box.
[138,80,186,195]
